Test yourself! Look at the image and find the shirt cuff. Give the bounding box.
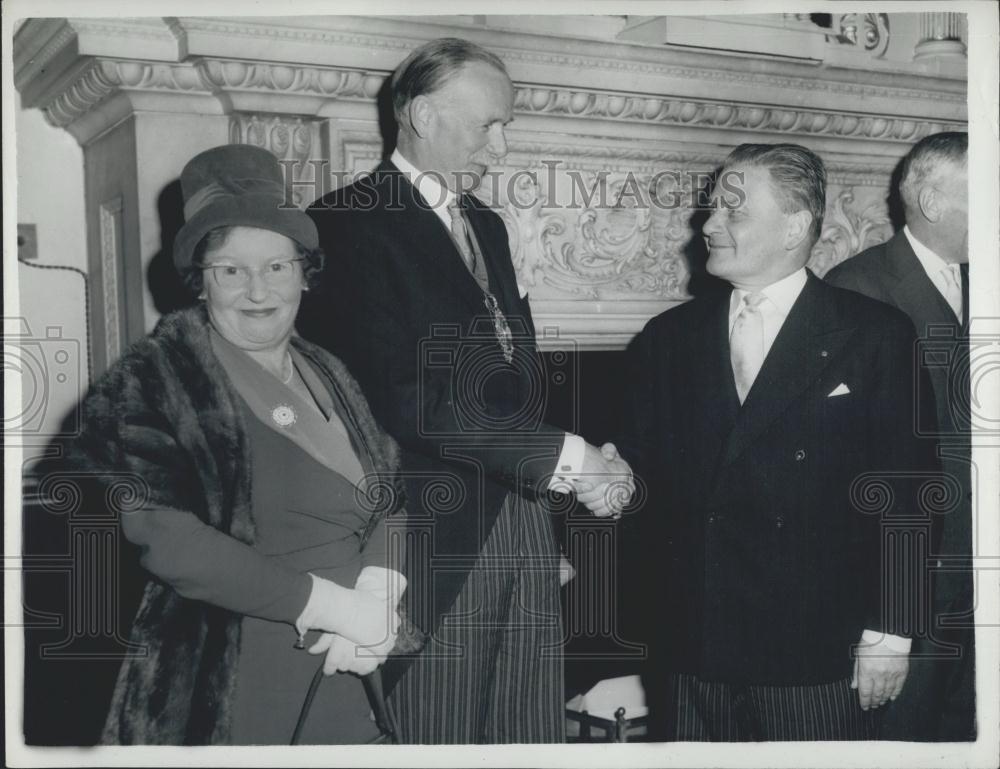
[547,433,586,492]
[861,629,912,653]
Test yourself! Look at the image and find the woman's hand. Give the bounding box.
[295,574,400,648]
[308,631,388,676]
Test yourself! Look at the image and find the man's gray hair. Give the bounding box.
[899,131,968,214]
[391,38,509,126]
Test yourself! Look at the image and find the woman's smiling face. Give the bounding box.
[201,226,306,352]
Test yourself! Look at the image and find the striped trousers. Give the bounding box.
[387,493,565,744]
[670,674,880,741]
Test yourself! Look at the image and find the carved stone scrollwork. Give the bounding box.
[809,188,893,276]
[497,166,691,301]
[837,14,890,58]
[489,157,904,300]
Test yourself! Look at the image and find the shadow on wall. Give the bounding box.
[21,401,146,745]
[376,75,398,161]
[148,179,194,316]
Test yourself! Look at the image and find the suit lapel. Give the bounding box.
[688,292,742,471]
[884,231,960,329]
[377,163,488,314]
[719,274,855,468]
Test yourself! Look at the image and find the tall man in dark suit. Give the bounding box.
[620,144,938,740]
[825,132,973,740]
[300,38,631,743]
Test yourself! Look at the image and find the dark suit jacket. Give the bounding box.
[825,231,971,573]
[299,161,564,686]
[619,273,938,685]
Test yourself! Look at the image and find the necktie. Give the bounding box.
[448,201,491,292]
[448,199,511,360]
[940,264,963,323]
[448,201,476,272]
[730,292,767,404]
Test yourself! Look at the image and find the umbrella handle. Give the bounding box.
[364,668,397,742]
[290,664,397,745]
[290,662,326,745]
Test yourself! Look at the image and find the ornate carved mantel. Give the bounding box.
[14,14,966,361]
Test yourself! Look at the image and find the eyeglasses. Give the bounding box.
[200,258,304,290]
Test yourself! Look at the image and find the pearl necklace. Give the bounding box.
[280,352,294,384]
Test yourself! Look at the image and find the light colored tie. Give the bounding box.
[448,201,490,292]
[448,202,477,272]
[940,264,963,323]
[730,292,768,404]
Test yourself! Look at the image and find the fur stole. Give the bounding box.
[66,305,416,744]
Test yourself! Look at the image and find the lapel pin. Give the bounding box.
[820,350,828,358]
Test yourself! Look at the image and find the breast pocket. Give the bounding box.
[816,387,866,456]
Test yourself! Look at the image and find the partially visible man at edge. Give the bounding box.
[826,131,975,741]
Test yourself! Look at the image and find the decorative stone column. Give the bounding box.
[914,12,967,60]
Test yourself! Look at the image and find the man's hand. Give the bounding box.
[851,636,910,710]
[574,442,634,518]
[558,554,576,586]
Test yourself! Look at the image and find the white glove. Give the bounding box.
[355,565,407,604]
[295,573,399,648]
[298,567,407,676]
[308,632,379,676]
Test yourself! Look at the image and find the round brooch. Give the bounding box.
[271,404,297,428]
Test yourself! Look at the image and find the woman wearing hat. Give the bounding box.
[67,144,420,744]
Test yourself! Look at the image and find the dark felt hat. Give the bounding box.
[172,144,318,273]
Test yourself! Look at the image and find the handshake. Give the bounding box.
[295,567,405,677]
[554,441,635,519]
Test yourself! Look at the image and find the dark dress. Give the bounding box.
[229,400,382,744]
[117,362,386,745]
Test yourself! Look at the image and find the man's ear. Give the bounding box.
[407,95,434,139]
[784,209,813,251]
[916,184,942,223]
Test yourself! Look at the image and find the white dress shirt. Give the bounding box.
[728,267,910,654]
[391,149,457,229]
[390,150,585,486]
[903,225,963,322]
[728,268,809,359]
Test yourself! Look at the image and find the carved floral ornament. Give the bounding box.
[810,189,893,277]
[219,118,896,302]
[836,13,891,56]
[486,163,894,302]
